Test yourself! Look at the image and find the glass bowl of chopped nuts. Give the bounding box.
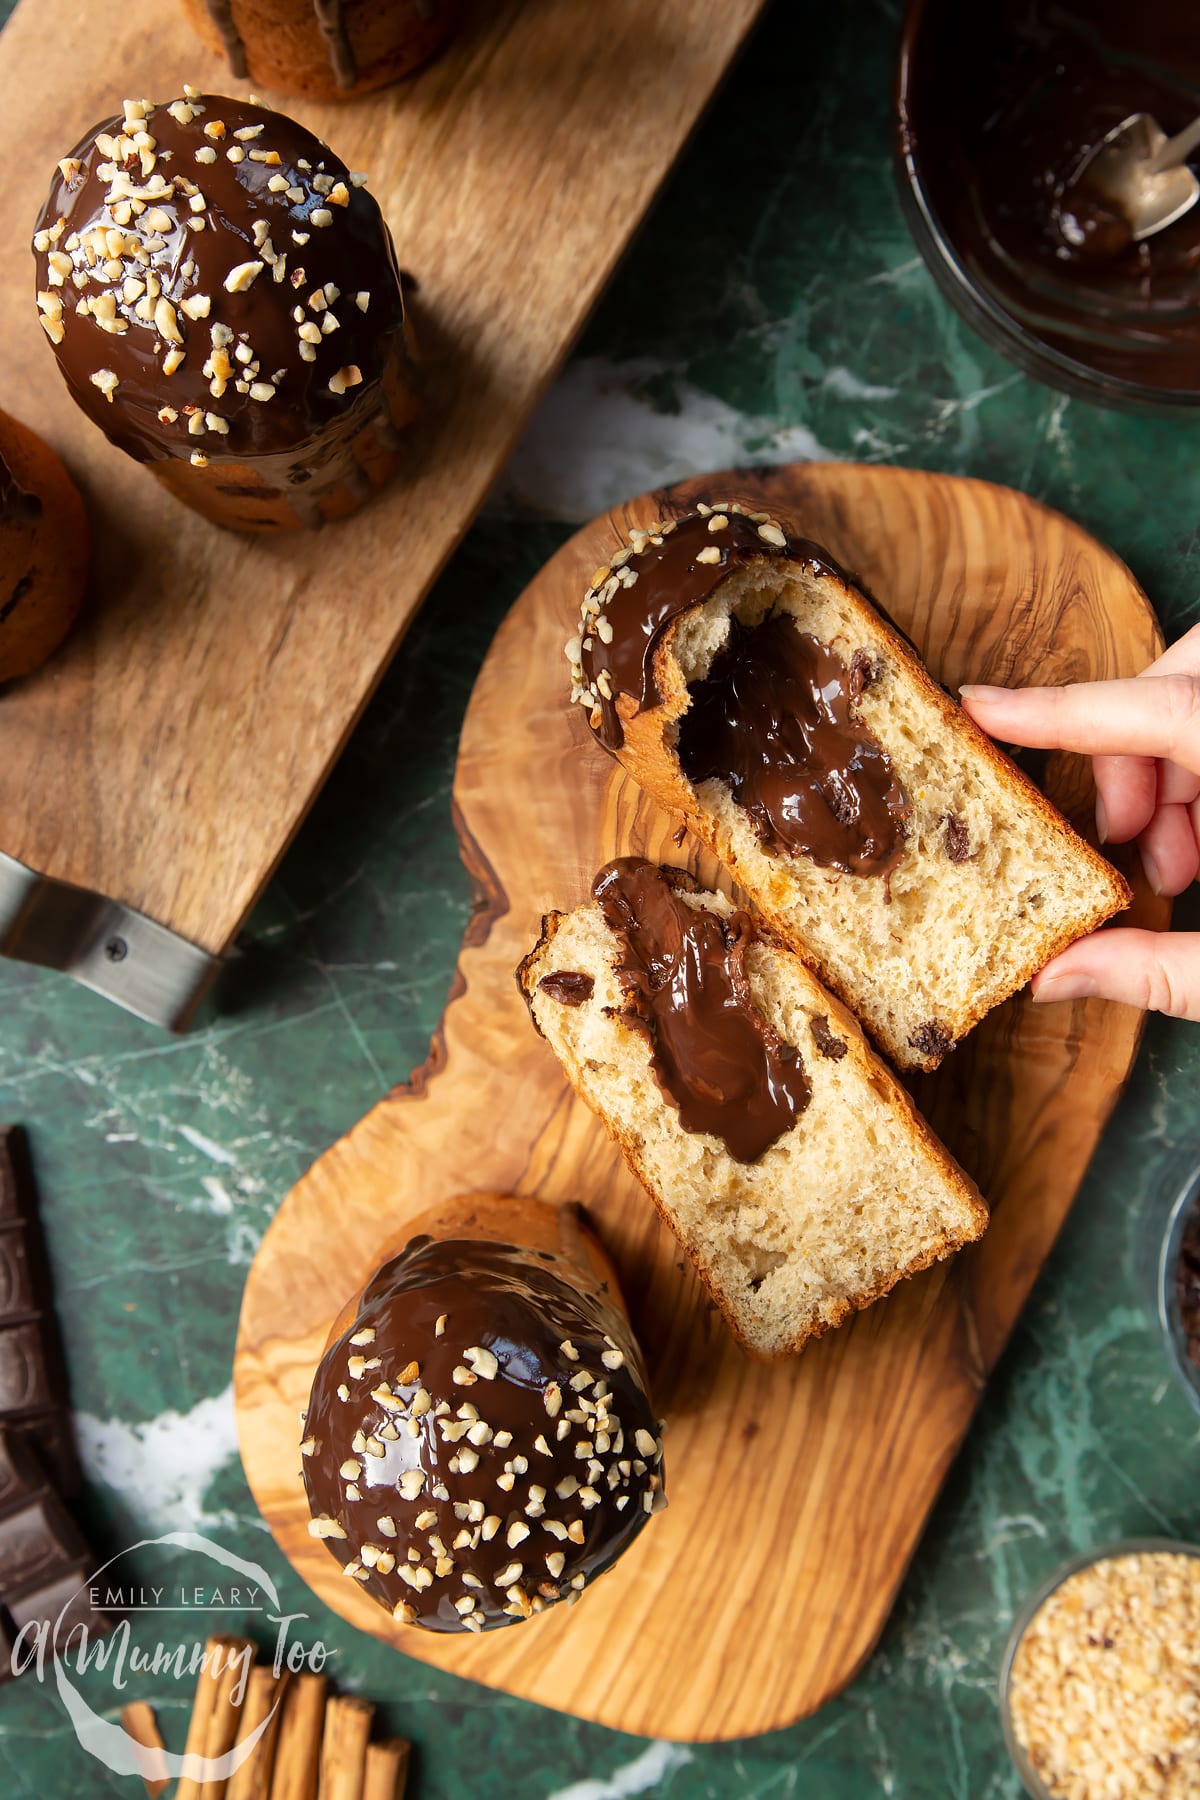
[998,1539,1200,1800]
[1158,1161,1200,1417]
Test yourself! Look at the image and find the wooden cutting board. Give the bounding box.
[0,0,766,986]
[235,464,1168,1741]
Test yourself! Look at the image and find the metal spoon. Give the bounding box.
[1069,110,1200,247]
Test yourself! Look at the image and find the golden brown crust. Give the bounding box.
[147,343,420,533]
[519,894,988,1360]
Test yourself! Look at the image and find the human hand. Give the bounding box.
[959,621,1200,1021]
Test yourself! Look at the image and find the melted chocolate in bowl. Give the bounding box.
[899,0,1200,399]
[593,858,810,1164]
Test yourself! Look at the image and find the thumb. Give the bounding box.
[1031,929,1200,1021]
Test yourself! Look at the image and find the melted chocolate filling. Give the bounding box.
[592,858,810,1163]
[677,613,910,879]
[538,971,594,1006]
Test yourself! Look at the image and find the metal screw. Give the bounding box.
[104,937,128,963]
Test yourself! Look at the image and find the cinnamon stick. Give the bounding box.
[120,1700,170,1798]
[177,1633,257,1800]
[317,1694,375,1800]
[226,1664,291,1800]
[363,1739,411,1800]
[268,1670,328,1800]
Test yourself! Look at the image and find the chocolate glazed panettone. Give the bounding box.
[180,0,463,103]
[301,1195,666,1633]
[33,91,419,533]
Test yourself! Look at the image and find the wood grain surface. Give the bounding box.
[0,0,766,954]
[235,464,1168,1741]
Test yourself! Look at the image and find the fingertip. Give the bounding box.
[1031,967,1098,1005]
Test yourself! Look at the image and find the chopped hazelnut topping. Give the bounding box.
[224,260,264,294]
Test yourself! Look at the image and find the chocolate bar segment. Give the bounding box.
[0,1430,46,1516]
[8,1414,80,1499]
[0,1128,28,1226]
[0,1496,87,1597]
[0,1229,38,1321]
[0,1321,55,1418]
[7,1564,110,1647]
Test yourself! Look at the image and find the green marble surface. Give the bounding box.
[2,1,1200,1795]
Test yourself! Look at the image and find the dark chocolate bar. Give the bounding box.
[0,1129,78,1494]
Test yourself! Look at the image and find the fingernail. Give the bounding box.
[1095,794,1108,845]
[958,684,1006,700]
[1032,971,1098,1004]
[1141,848,1163,895]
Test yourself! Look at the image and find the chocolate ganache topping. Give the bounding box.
[569,503,843,751]
[302,1234,664,1633]
[33,91,406,474]
[677,612,911,879]
[593,858,810,1163]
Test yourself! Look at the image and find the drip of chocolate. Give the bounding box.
[537,971,594,1006]
[577,509,845,750]
[200,0,248,77]
[302,1235,664,1633]
[677,612,911,880]
[202,0,358,87]
[313,0,357,89]
[592,859,810,1163]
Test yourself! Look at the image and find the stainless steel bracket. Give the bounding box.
[0,850,221,1030]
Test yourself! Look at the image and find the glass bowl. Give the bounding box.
[1158,1159,1200,1417]
[896,0,1200,414]
[998,1538,1200,1799]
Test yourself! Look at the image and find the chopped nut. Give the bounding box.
[1007,1551,1200,1800]
[89,368,119,402]
[464,1346,499,1381]
[307,1515,346,1540]
[153,297,183,343]
[224,260,264,293]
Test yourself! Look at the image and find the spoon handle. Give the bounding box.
[1150,112,1200,173]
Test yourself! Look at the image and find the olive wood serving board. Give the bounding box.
[236,464,1167,1741]
[0,0,767,994]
